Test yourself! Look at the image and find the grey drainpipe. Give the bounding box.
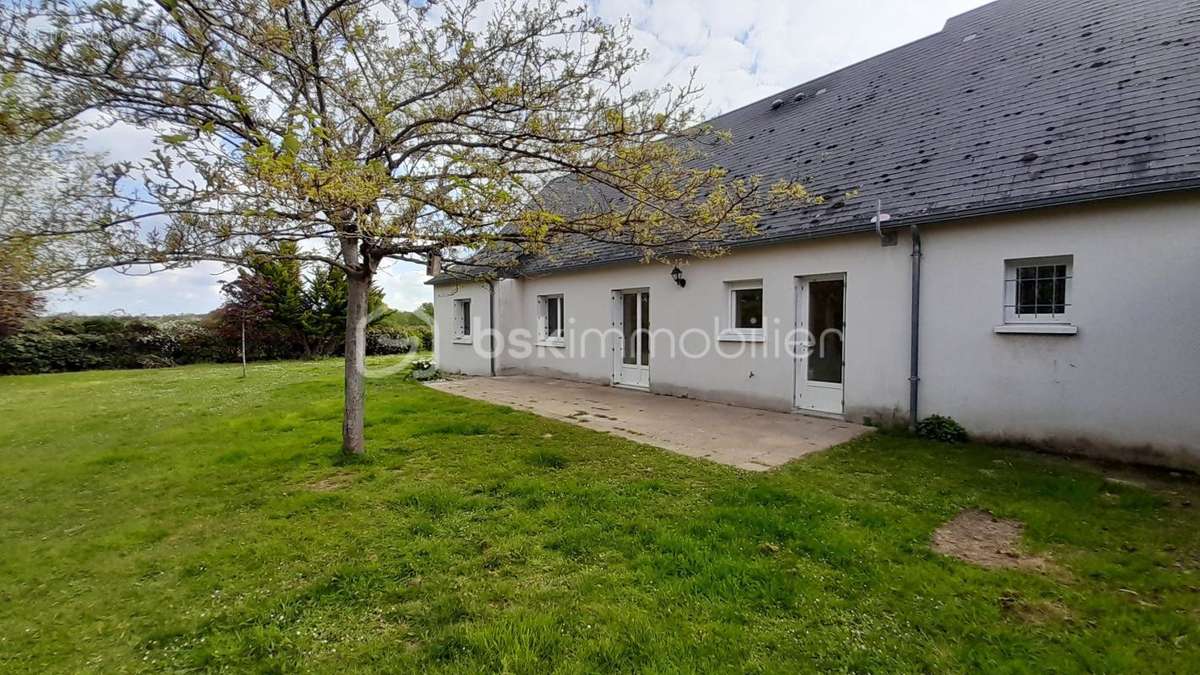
[486,280,496,377]
[909,225,922,429]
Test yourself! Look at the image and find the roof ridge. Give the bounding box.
[943,0,1014,31]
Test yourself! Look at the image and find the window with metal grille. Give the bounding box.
[1003,256,1073,324]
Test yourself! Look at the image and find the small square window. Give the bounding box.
[721,280,765,341]
[538,294,565,345]
[1003,256,1073,325]
[453,298,471,339]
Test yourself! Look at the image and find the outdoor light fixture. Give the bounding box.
[670,266,687,288]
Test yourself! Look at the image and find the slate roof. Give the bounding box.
[433,0,1200,283]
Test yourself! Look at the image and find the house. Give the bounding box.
[431,0,1200,469]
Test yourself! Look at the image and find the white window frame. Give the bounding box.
[452,298,472,343]
[720,279,765,342]
[537,294,566,347]
[995,255,1077,335]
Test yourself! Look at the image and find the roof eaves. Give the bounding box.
[506,177,1200,279]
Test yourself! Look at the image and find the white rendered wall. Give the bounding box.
[432,192,1200,468]
[917,193,1200,467]
[437,232,915,420]
[431,280,494,376]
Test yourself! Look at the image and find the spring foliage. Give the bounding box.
[0,0,820,451]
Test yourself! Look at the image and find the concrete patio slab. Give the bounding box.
[426,376,871,471]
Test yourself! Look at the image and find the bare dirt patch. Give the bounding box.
[932,509,1056,572]
[307,472,356,492]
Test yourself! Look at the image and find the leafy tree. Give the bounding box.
[215,261,278,360]
[0,75,109,336]
[217,252,388,359]
[377,302,433,329]
[302,265,388,357]
[0,0,818,454]
[236,242,311,355]
[0,240,45,337]
[0,292,41,338]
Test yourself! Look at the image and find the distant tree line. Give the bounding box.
[0,248,432,375]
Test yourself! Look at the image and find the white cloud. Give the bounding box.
[591,0,991,116]
[46,263,235,316]
[47,259,434,317]
[374,259,433,312]
[79,116,157,165]
[52,0,989,316]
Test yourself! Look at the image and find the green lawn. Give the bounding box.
[1,358,1197,673]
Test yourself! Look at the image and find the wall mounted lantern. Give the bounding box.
[670,266,686,288]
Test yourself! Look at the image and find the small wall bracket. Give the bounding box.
[872,200,897,246]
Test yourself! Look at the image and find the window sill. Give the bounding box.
[994,324,1078,335]
[719,330,765,343]
[536,339,566,348]
[452,336,473,344]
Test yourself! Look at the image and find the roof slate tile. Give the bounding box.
[435,0,1200,282]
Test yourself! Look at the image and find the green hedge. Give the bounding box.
[366,325,433,355]
[0,317,432,375]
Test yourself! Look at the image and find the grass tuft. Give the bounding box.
[331,450,379,467]
[524,448,569,469]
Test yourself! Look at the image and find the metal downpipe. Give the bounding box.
[909,225,922,429]
[487,280,496,377]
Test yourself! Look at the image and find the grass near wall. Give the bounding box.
[0,357,1197,672]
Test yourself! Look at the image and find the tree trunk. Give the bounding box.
[241,320,247,378]
[342,270,370,455]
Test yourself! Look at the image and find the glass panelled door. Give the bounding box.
[794,274,845,414]
[614,289,650,388]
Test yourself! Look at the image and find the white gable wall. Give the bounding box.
[919,193,1200,466]
[432,280,493,376]
[433,192,1200,468]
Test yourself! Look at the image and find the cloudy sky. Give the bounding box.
[48,0,989,316]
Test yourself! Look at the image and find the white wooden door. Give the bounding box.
[794,274,846,414]
[613,290,650,388]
